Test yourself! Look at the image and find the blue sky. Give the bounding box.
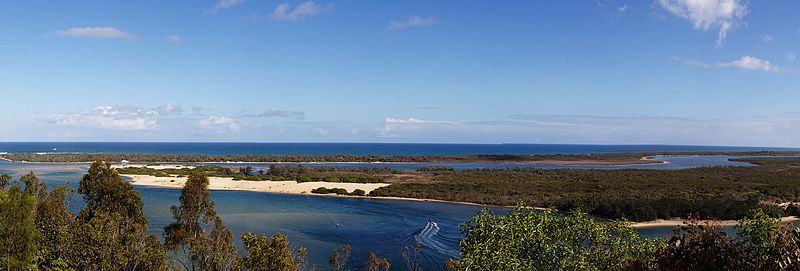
[0,0,799,146]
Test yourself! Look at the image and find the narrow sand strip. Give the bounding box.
[122,174,390,195]
[631,216,800,229]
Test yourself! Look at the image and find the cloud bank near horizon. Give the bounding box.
[0,104,797,147]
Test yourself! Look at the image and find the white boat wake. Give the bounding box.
[414,221,460,259]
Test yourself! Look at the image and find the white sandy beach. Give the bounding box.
[122,174,390,195]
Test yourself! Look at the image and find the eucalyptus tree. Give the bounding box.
[70,161,167,270]
[164,172,237,271]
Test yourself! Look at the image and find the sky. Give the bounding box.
[0,0,799,146]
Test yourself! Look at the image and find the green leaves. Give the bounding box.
[239,233,307,271]
[70,161,167,270]
[0,181,38,270]
[453,205,660,271]
[165,172,237,271]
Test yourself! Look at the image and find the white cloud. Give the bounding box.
[686,56,781,73]
[760,34,773,43]
[165,34,183,43]
[198,116,240,134]
[657,0,748,46]
[211,0,246,12]
[617,4,628,14]
[384,118,454,125]
[55,27,135,41]
[718,56,781,72]
[387,16,435,30]
[47,106,158,130]
[271,1,333,22]
[157,103,184,115]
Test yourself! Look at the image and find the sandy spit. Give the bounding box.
[123,174,390,195]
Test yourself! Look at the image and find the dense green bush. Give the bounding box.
[351,189,366,196]
[450,205,800,271]
[450,206,661,270]
[372,158,800,221]
[311,187,366,196]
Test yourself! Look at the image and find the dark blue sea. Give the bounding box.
[0,142,795,156]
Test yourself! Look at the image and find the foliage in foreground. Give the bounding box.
[0,162,308,271]
[449,206,660,270]
[449,205,800,271]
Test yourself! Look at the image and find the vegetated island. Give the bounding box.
[110,156,800,223]
[3,150,800,165]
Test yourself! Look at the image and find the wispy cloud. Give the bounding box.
[198,116,240,134]
[378,117,456,137]
[657,0,748,47]
[761,34,773,43]
[371,114,800,146]
[687,56,782,73]
[270,1,333,22]
[617,4,628,14]
[165,34,183,43]
[719,56,781,72]
[43,106,159,131]
[387,16,435,30]
[210,0,246,12]
[55,27,135,41]
[239,110,305,119]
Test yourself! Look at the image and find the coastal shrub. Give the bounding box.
[656,210,800,270]
[329,188,349,195]
[311,187,354,195]
[450,205,661,271]
[329,244,351,271]
[239,232,307,271]
[786,204,800,217]
[418,167,455,172]
[366,251,390,271]
[657,214,741,270]
[352,189,366,196]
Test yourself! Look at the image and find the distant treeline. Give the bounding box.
[370,157,800,221]
[3,151,800,163]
